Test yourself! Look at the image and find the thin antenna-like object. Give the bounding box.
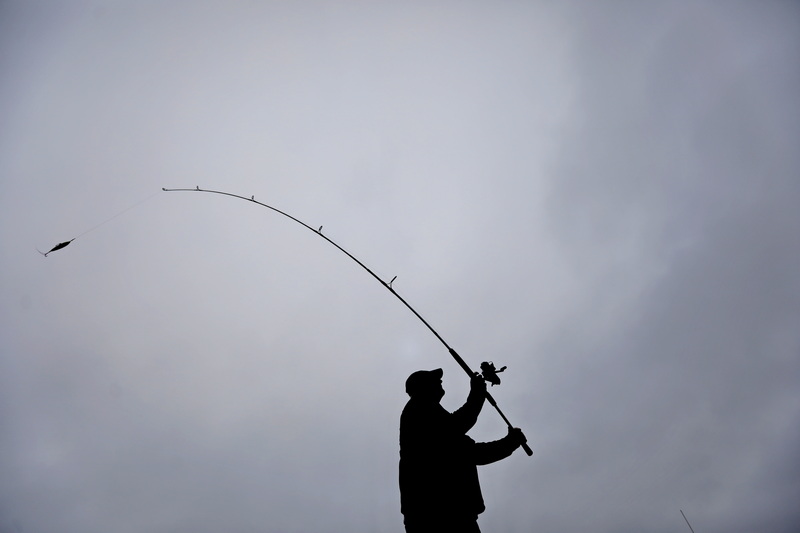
[680,510,696,533]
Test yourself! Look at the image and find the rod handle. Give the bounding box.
[520,436,533,456]
[510,425,533,456]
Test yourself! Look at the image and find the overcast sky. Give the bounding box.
[1,1,798,532]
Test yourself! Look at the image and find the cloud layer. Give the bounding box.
[1,2,798,532]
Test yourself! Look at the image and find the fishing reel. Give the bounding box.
[480,361,507,386]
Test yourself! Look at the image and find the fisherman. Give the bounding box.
[399,368,526,533]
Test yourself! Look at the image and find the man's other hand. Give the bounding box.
[470,372,487,395]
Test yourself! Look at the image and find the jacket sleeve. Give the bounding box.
[449,387,485,434]
[473,433,521,465]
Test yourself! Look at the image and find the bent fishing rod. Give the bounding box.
[163,186,533,456]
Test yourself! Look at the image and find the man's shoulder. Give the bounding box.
[402,398,449,414]
[400,398,451,423]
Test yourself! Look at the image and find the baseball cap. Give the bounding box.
[405,368,443,396]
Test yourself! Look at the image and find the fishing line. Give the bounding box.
[163,185,533,456]
[74,190,161,239]
[37,190,160,257]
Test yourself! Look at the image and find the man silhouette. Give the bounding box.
[399,368,526,533]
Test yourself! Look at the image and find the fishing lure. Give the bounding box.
[36,190,160,258]
[37,239,74,257]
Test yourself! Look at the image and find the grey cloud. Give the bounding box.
[2,2,798,533]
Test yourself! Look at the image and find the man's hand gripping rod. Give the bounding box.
[388,288,532,456]
[163,187,533,456]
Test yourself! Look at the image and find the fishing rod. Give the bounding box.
[163,186,533,457]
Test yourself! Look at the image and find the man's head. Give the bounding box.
[405,368,445,400]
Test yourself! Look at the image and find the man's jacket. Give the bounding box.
[399,388,518,522]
